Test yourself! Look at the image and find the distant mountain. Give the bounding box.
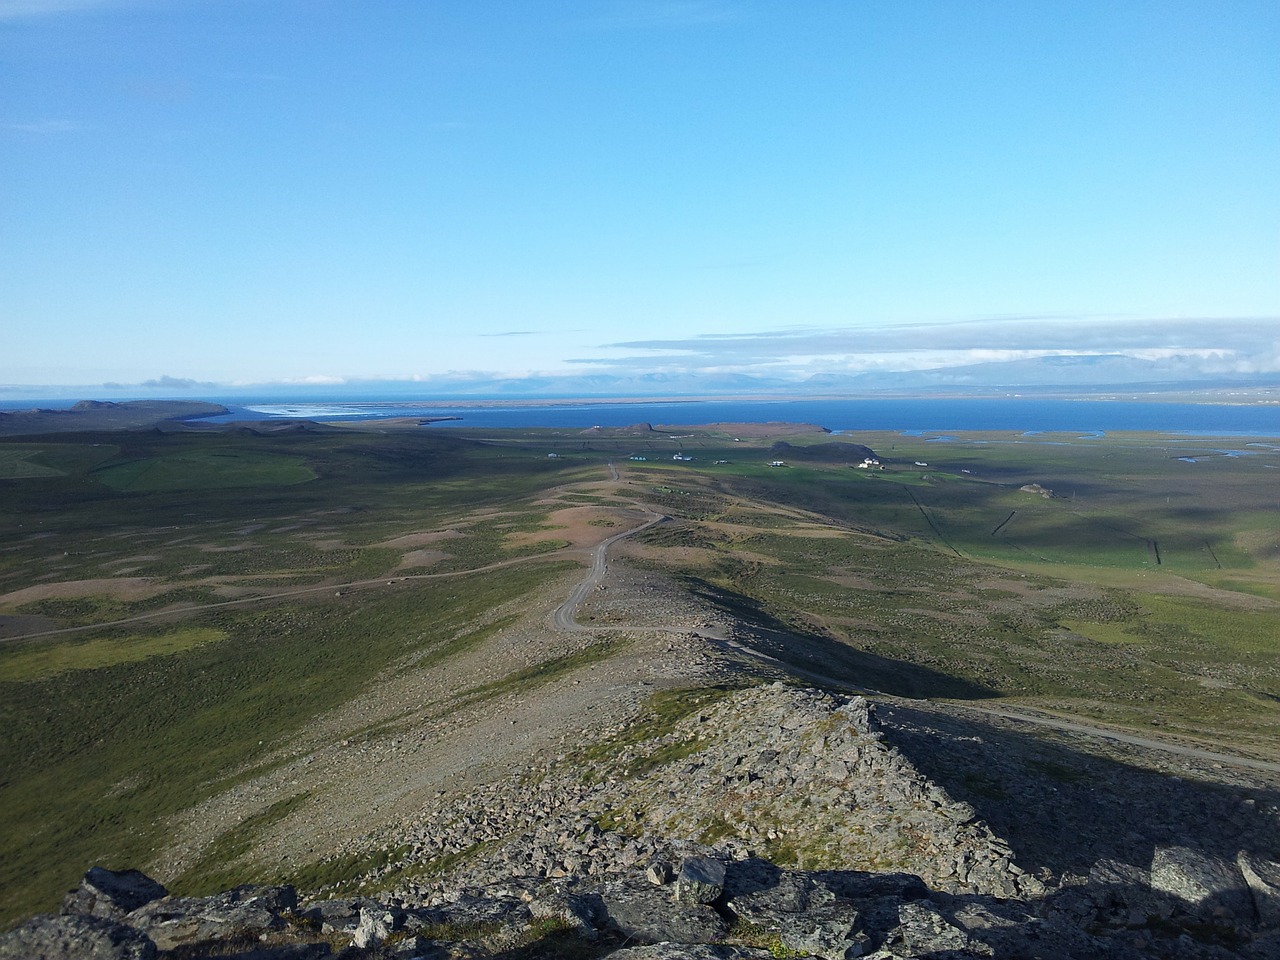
[0,400,229,436]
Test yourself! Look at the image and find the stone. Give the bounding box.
[777,905,866,960]
[729,871,833,919]
[646,861,674,886]
[608,946,773,960]
[1238,852,1280,928]
[216,946,332,959]
[0,913,156,960]
[297,898,370,933]
[595,876,729,944]
[1087,857,1170,924]
[891,901,993,957]
[61,868,168,921]
[1150,846,1255,922]
[528,891,598,938]
[676,856,727,905]
[127,884,296,951]
[353,906,398,948]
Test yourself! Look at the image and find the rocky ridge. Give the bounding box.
[7,684,1279,959]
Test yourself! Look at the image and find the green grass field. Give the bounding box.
[608,429,1280,753]
[0,421,1277,926]
[95,449,317,491]
[0,563,571,922]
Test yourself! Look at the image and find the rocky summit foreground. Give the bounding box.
[4,685,1279,959]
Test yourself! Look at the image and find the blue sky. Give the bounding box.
[2,0,1278,393]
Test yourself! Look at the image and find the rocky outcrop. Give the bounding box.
[6,685,1279,958]
[125,884,298,951]
[60,869,168,922]
[0,914,156,960]
[17,845,1280,958]
[337,685,1037,910]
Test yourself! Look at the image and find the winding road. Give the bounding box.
[552,508,666,632]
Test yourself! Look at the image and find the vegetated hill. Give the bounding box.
[579,422,658,436]
[0,400,228,436]
[769,439,877,463]
[227,419,350,435]
[5,545,1277,958]
[3,431,1278,959]
[8,684,1278,959]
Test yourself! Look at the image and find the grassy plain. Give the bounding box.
[494,423,1279,749]
[0,419,1277,925]
[624,431,1278,740]
[0,426,588,923]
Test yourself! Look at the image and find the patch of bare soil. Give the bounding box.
[504,506,624,551]
[0,577,161,605]
[209,585,259,599]
[394,549,450,570]
[823,574,880,590]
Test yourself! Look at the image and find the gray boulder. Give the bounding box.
[126,884,297,951]
[353,905,401,948]
[728,872,865,960]
[646,861,675,886]
[412,888,529,932]
[1088,858,1170,926]
[0,913,156,960]
[595,875,729,944]
[608,946,773,959]
[61,868,168,921]
[729,871,836,919]
[778,906,867,960]
[1238,852,1280,928]
[208,946,332,959]
[1151,846,1255,922]
[675,856,727,905]
[888,901,993,958]
[296,898,372,934]
[528,891,599,938]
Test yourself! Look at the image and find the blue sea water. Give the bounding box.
[4,396,1279,436]
[200,397,1280,436]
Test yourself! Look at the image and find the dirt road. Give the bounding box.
[553,509,667,632]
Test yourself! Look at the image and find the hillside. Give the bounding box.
[1,424,1278,958]
[0,400,228,436]
[5,681,1278,957]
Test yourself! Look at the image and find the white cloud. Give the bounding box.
[605,316,1280,367]
[570,315,1280,382]
[280,375,347,386]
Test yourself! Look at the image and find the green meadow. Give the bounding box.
[0,421,1277,925]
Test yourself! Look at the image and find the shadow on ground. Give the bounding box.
[682,576,998,701]
[874,699,1280,887]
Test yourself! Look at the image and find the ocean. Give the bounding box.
[4,396,1279,436]
[202,396,1280,436]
